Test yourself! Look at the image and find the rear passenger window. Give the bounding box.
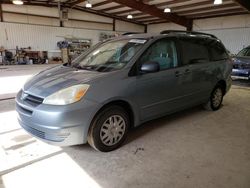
[139,39,178,70]
[179,38,209,65]
[208,41,228,61]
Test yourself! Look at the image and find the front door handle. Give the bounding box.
[175,71,183,77]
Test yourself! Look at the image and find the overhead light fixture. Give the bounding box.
[85,1,92,8]
[12,0,23,5]
[214,0,222,5]
[127,14,133,19]
[164,8,171,13]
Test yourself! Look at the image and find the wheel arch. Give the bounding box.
[91,99,136,129]
[217,80,227,95]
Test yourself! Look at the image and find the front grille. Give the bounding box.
[23,92,44,106]
[17,103,33,115]
[22,123,45,139]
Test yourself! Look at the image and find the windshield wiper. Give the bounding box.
[73,65,97,71]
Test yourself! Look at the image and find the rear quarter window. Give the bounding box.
[207,40,228,61]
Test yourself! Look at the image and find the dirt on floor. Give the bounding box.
[0,65,249,188]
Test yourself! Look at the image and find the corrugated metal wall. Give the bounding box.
[0,22,115,51]
[196,28,250,54]
[0,4,145,52]
[147,15,250,54]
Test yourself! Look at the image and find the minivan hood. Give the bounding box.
[23,65,104,98]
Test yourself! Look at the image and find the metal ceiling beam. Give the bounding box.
[109,8,135,15]
[147,20,169,25]
[152,0,192,7]
[153,0,231,8]
[92,0,112,8]
[193,12,248,20]
[1,1,145,25]
[110,0,191,28]
[70,0,86,7]
[172,0,231,11]
[233,0,250,11]
[177,3,241,15]
[135,15,156,21]
[100,5,124,12]
[71,6,145,25]
[0,4,3,22]
[187,8,247,18]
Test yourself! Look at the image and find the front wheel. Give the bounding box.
[87,105,130,152]
[203,85,224,111]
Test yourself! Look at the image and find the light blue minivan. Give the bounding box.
[16,30,232,152]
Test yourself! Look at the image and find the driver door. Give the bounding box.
[133,39,193,121]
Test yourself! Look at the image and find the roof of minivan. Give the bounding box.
[117,32,219,41]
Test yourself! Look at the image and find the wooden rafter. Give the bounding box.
[109,0,191,28]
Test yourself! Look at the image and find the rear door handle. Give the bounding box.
[175,71,183,77]
[184,69,191,74]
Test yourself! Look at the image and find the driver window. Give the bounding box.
[139,39,178,70]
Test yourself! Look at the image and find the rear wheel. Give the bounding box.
[87,105,130,152]
[204,85,224,111]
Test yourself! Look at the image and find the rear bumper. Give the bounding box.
[231,69,250,80]
[16,90,99,146]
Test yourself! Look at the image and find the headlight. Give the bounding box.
[43,84,90,105]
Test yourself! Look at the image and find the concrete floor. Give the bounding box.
[0,65,250,188]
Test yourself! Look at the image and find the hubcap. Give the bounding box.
[100,115,126,146]
[212,88,223,108]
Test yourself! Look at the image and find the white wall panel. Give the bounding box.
[196,28,250,54]
[193,15,250,30]
[3,13,60,26]
[0,22,113,51]
[68,9,112,23]
[115,20,144,32]
[64,20,112,30]
[193,15,250,54]
[147,22,186,33]
[2,4,59,17]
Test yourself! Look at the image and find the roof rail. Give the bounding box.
[160,30,217,39]
[122,32,142,35]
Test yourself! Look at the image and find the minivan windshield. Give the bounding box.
[72,39,146,72]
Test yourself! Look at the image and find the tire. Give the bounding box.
[87,105,130,152]
[203,85,224,111]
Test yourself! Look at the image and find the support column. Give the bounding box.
[144,24,147,33]
[186,20,193,31]
[112,18,116,31]
[58,1,63,27]
[0,4,3,22]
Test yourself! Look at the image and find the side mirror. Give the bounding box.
[140,61,160,74]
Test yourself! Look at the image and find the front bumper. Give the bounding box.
[231,69,250,80]
[16,90,99,146]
